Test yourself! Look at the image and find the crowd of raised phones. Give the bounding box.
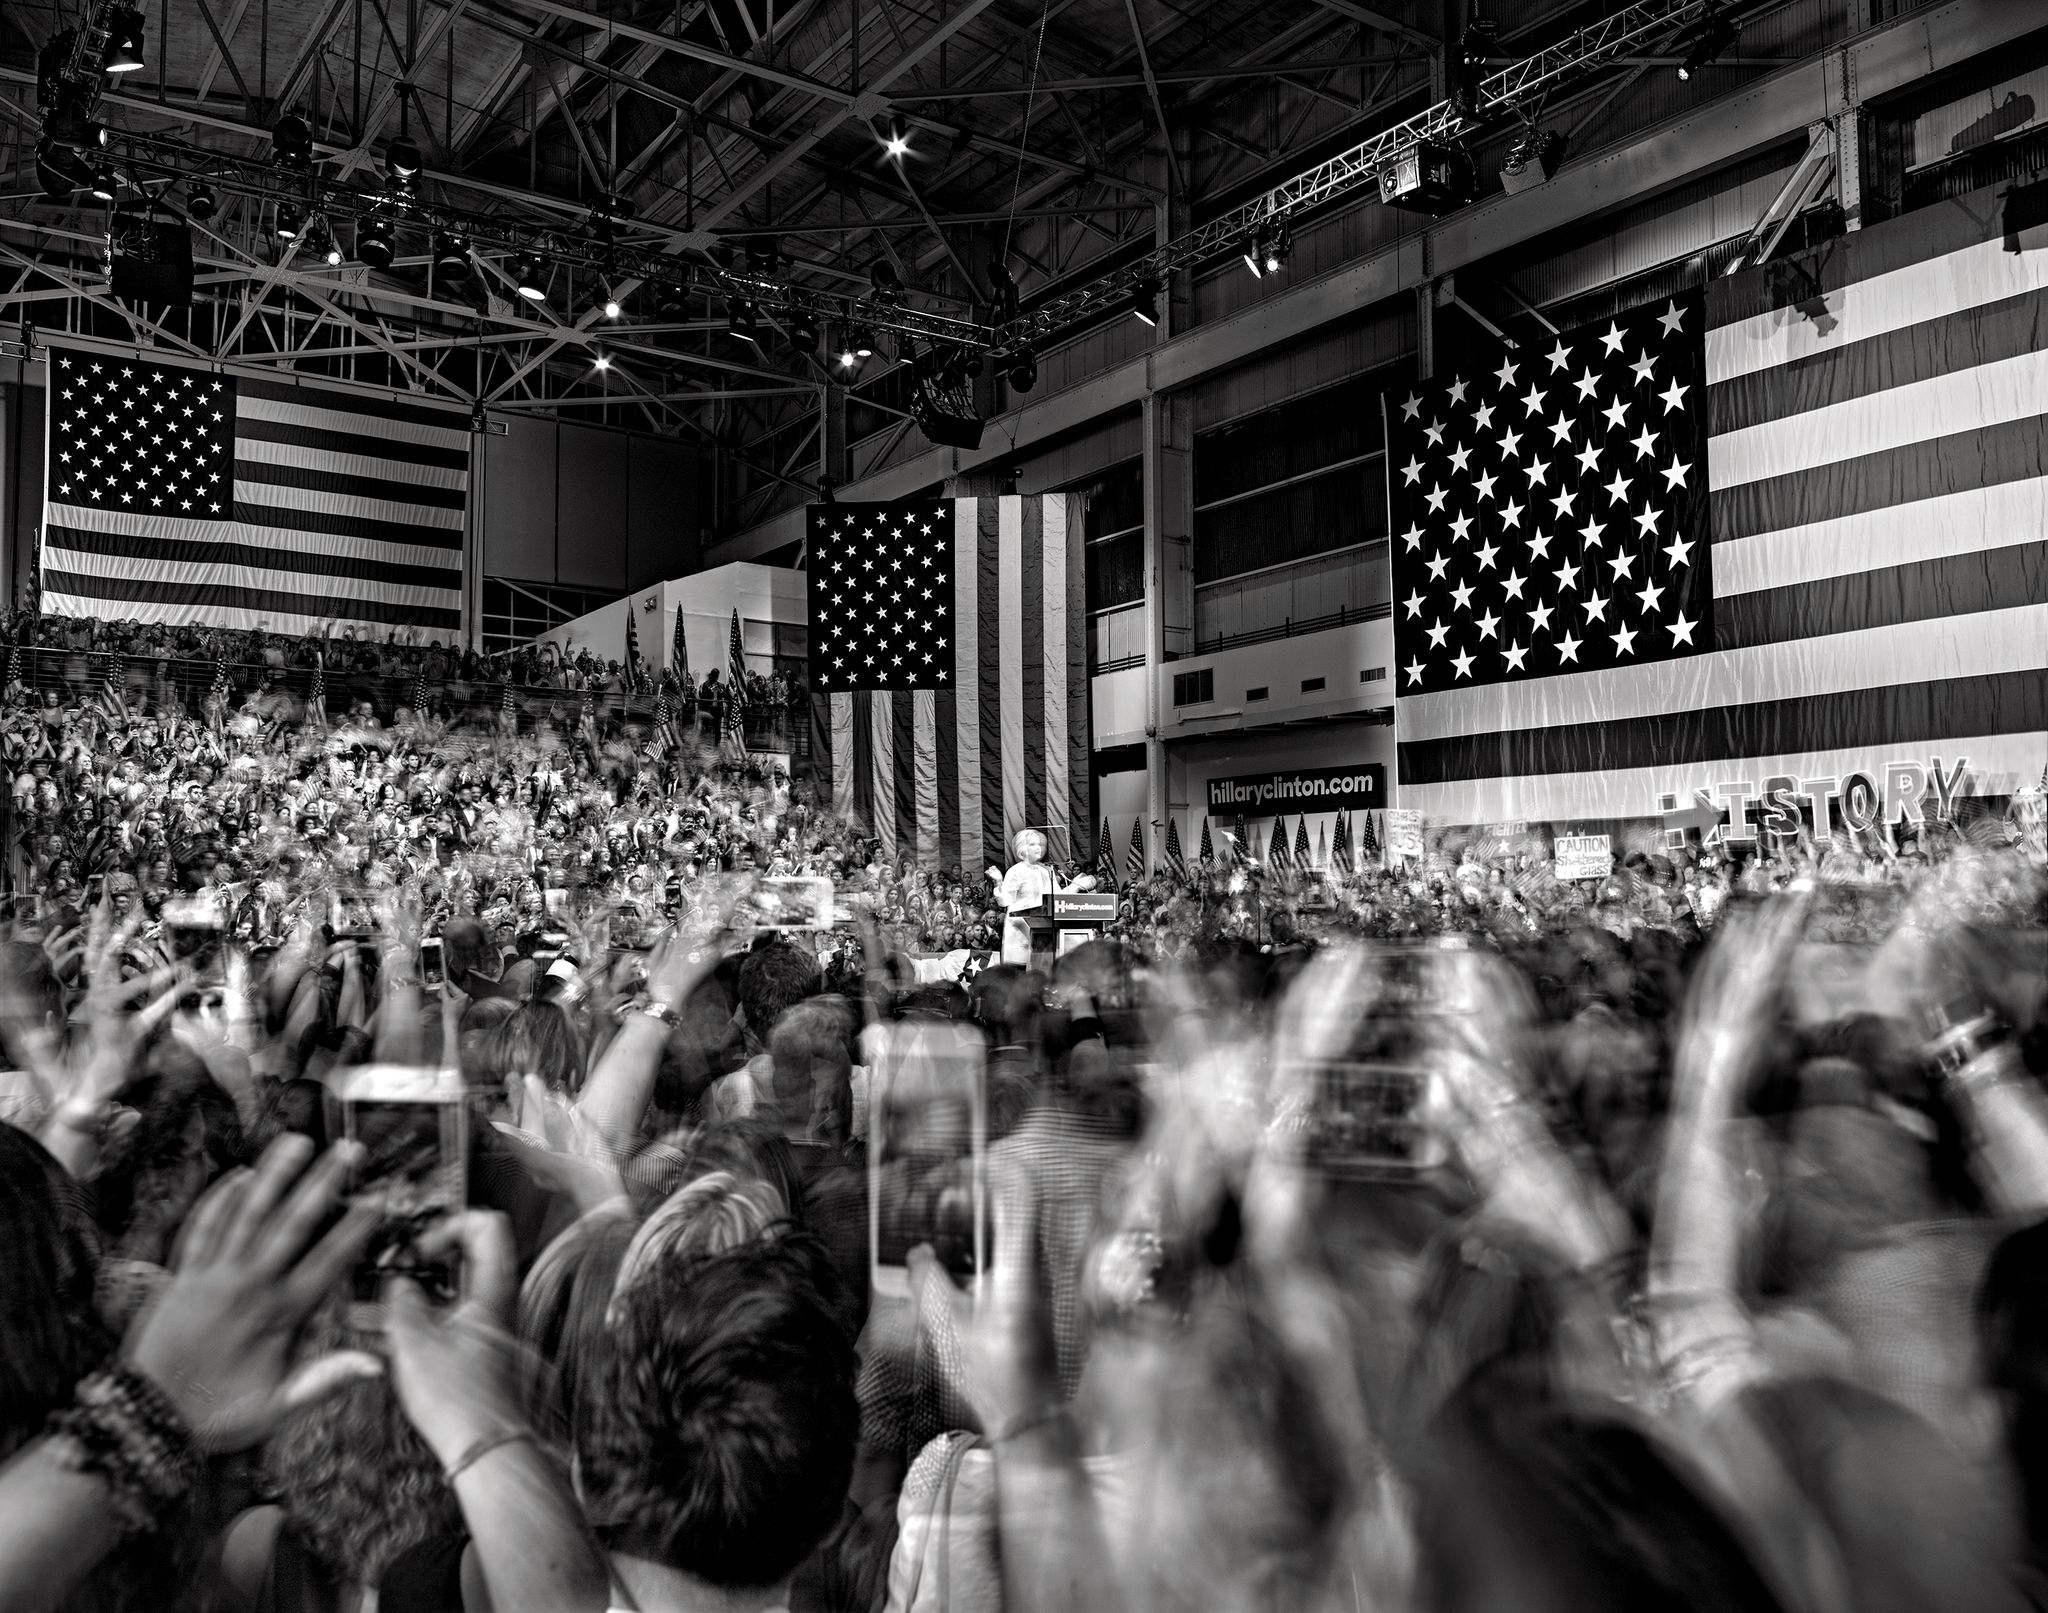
[2,610,2048,1613]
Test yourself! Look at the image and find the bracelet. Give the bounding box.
[384,976,422,990]
[444,1426,535,1484]
[47,1366,198,1535]
[637,1001,680,1028]
[988,1403,1069,1445]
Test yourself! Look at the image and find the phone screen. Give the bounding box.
[344,1093,467,1302]
[418,937,445,989]
[868,1021,988,1295]
[1295,1061,1447,1177]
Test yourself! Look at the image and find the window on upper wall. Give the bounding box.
[1862,33,2048,225]
[1172,668,1213,705]
[1079,459,1144,613]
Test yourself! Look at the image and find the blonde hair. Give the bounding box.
[608,1171,787,1324]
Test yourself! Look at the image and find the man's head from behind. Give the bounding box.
[576,1232,857,1591]
[735,940,820,1051]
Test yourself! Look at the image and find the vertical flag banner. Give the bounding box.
[625,603,642,684]
[42,347,467,635]
[1125,816,1146,882]
[1164,818,1187,878]
[809,496,1090,867]
[1269,815,1292,871]
[1332,810,1353,874]
[1294,816,1311,866]
[727,608,746,686]
[1397,187,2048,821]
[1361,811,1381,864]
[671,603,690,681]
[1197,817,1214,865]
[1096,816,1117,885]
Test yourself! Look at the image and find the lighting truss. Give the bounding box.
[999,0,1717,345]
[60,0,1713,360]
[71,126,991,352]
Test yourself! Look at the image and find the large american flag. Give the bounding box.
[1396,186,2048,822]
[808,496,1088,870]
[41,345,467,637]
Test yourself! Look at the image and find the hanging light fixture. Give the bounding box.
[883,115,911,159]
[271,113,313,170]
[1128,275,1161,327]
[602,289,623,319]
[511,255,546,301]
[384,136,421,182]
[274,202,305,240]
[432,232,469,273]
[355,213,395,269]
[101,8,146,73]
[185,180,218,219]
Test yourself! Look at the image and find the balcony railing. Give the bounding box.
[1193,599,1392,656]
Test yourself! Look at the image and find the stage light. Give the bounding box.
[87,163,118,202]
[308,219,343,266]
[185,180,218,219]
[511,255,546,301]
[727,298,760,342]
[883,116,911,158]
[274,202,305,240]
[854,328,875,359]
[271,113,313,169]
[1452,17,1497,119]
[101,8,146,73]
[356,214,395,269]
[836,340,860,371]
[1262,227,1290,275]
[1129,275,1160,327]
[744,234,781,273]
[1501,128,1566,193]
[602,290,623,319]
[384,136,421,181]
[432,232,469,272]
[870,259,901,302]
[655,283,689,318]
[1676,8,1734,80]
[35,135,90,199]
[1006,350,1037,392]
[592,346,611,372]
[789,307,821,350]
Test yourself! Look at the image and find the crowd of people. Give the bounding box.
[1,614,2047,1613]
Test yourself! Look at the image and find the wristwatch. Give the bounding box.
[638,1000,681,1028]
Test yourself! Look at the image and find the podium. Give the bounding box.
[1050,891,1117,957]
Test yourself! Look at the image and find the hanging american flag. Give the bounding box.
[1399,193,2048,822]
[1125,816,1146,882]
[1164,818,1186,878]
[809,497,1089,871]
[41,346,466,636]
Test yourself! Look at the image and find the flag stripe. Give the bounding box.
[1400,601,2048,745]
[1708,344,2048,490]
[234,412,472,472]
[235,374,469,431]
[894,688,918,865]
[44,546,460,612]
[935,690,959,869]
[230,496,465,549]
[44,527,458,590]
[233,480,464,532]
[979,502,1005,861]
[1708,284,2048,438]
[1399,729,2048,824]
[998,497,1027,850]
[1718,539,2048,651]
[232,455,468,511]
[33,595,402,640]
[1064,494,1089,855]
[870,689,897,861]
[1706,229,2048,378]
[851,694,874,830]
[1042,491,1071,853]
[1020,496,1047,834]
[234,434,470,493]
[954,501,984,875]
[1398,663,2047,786]
[42,569,459,631]
[47,502,460,571]
[1716,475,2048,596]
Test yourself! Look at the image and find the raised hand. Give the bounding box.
[126,1134,381,1451]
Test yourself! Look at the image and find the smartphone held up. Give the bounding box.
[339,1065,469,1306]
